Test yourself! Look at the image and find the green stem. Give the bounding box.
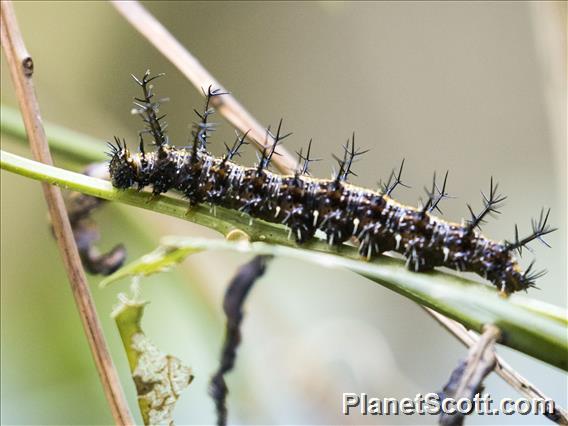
[1,148,567,371]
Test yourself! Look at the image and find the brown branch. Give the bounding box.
[111,0,297,175]
[453,324,500,400]
[0,2,134,424]
[112,2,566,423]
[425,308,568,424]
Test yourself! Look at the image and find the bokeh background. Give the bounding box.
[1,2,566,425]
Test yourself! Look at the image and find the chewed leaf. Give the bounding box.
[100,244,204,287]
[113,296,193,425]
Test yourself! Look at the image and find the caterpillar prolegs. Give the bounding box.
[108,71,556,295]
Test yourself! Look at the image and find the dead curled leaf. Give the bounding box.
[113,296,193,425]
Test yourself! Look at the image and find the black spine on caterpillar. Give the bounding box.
[277,139,321,243]
[108,72,557,295]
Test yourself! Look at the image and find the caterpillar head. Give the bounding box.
[107,137,137,189]
[483,243,538,294]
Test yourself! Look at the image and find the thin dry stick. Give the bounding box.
[453,324,500,400]
[440,325,500,426]
[425,308,568,424]
[0,3,134,425]
[111,0,297,175]
[113,1,567,419]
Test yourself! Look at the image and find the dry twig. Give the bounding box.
[425,308,568,424]
[439,325,500,426]
[0,2,134,424]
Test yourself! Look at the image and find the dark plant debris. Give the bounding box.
[209,255,272,426]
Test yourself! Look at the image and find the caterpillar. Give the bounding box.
[108,71,556,295]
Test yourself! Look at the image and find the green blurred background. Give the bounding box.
[1,2,566,425]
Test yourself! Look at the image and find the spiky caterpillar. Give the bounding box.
[108,71,556,294]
